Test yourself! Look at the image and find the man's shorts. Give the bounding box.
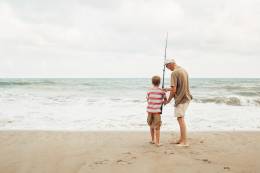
[147,113,161,128]
[174,101,190,118]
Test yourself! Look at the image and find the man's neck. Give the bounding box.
[172,64,177,71]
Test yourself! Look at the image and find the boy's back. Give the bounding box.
[147,87,166,113]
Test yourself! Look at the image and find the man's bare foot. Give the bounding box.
[176,143,189,147]
[170,140,181,144]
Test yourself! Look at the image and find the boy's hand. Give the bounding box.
[163,88,169,92]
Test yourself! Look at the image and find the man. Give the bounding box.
[164,59,192,147]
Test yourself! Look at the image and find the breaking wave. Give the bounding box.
[194,97,260,106]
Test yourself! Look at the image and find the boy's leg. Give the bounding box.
[155,127,161,146]
[154,113,162,146]
[150,127,155,143]
[177,116,187,144]
[148,113,155,143]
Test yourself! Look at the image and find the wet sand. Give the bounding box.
[0,131,259,173]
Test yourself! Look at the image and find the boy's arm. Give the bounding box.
[163,88,172,92]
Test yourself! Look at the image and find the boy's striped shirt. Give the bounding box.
[146,87,166,113]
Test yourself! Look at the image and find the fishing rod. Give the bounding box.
[162,32,168,89]
[161,32,168,113]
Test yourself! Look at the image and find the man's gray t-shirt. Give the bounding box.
[171,66,192,106]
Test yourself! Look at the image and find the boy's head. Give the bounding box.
[152,76,161,86]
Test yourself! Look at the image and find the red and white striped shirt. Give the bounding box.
[146,87,166,113]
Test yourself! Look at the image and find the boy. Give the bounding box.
[146,76,167,147]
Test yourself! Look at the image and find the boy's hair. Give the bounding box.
[152,76,161,86]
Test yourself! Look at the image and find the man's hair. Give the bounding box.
[152,76,161,86]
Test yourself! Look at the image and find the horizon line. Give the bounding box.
[0,77,260,79]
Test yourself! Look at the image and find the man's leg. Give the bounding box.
[177,116,187,144]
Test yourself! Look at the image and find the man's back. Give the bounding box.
[171,66,192,106]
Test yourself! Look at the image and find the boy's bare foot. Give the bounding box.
[156,143,163,147]
[149,141,155,144]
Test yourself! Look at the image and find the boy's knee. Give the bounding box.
[177,117,184,121]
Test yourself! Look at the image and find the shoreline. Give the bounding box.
[1,129,260,132]
[0,131,259,173]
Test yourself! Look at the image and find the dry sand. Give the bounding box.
[0,131,259,173]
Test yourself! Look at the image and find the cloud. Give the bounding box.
[0,0,259,77]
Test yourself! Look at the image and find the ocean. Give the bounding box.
[0,78,260,131]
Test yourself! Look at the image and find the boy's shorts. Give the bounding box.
[147,113,162,128]
[174,101,190,118]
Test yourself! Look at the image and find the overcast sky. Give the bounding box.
[0,0,259,78]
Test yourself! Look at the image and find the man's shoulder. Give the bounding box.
[175,66,188,76]
[172,66,183,75]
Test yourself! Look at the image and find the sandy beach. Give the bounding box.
[0,131,259,173]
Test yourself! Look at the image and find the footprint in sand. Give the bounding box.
[88,159,110,169]
[122,152,132,155]
[143,150,158,154]
[224,166,231,170]
[116,159,132,165]
[190,151,201,155]
[116,152,137,165]
[194,158,212,164]
[164,150,175,155]
[94,159,109,165]
[202,159,212,164]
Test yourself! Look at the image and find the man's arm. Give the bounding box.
[164,71,177,104]
[166,86,176,104]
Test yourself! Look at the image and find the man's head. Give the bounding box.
[164,59,177,71]
[152,75,161,87]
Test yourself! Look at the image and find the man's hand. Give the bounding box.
[164,100,171,105]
